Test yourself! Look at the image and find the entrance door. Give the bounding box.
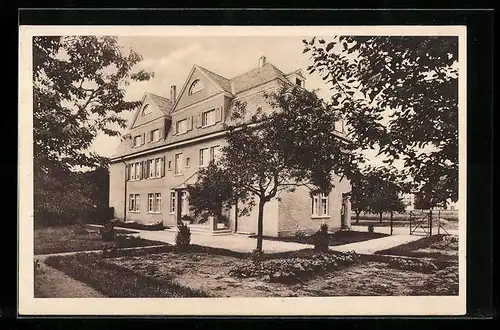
[340,198,347,228]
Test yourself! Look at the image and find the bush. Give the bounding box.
[367,224,374,233]
[313,223,330,253]
[229,250,360,284]
[412,266,459,295]
[387,257,438,273]
[294,229,307,243]
[34,259,44,275]
[250,248,265,263]
[181,215,194,224]
[100,220,116,241]
[175,223,191,252]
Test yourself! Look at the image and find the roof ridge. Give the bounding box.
[196,65,231,82]
[147,92,171,101]
[230,62,285,81]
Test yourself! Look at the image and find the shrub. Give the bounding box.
[181,215,194,224]
[367,224,374,233]
[387,257,438,273]
[313,223,330,253]
[294,229,307,243]
[102,245,118,258]
[73,219,89,235]
[175,223,191,252]
[229,250,360,284]
[429,234,459,250]
[34,259,44,275]
[116,220,165,231]
[412,266,459,295]
[250,248,265,263]
[100,220,116,241]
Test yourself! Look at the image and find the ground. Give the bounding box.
[375,234,459,261]
[34,225,167,255]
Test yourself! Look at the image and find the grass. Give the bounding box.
[375,234,459,262]
[44,252,209,297]
[43,243,458,297]
[34,225,168,255]
[250,230,388,246]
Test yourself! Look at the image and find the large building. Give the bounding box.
[108,56,352,237]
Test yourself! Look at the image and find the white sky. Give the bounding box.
[89,36,387,166]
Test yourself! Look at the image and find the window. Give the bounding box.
[202,109,216,127]
[186,157,190,168]
[174,153,183,175]
[155,158,161,177]
[170,192,176,213]
[199,148,209,167]
[335,118,344,132]
[296,78,302,87]
[188,79,203,95]
[151,129,160,142]
[133,135,142,147]
[148,193,155,213]
[154,193,162,213]
[210,145,221,163]
[149,159,154,178]
[134,163,140,180]
[141,104,151,116]
[129,194,140,212]
[168,160,172,171]
[176,119,187,134]
[312,193,329,217]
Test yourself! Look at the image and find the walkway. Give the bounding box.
[35,255,105,298]
[100,225,421,255]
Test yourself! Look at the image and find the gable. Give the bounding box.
[130,94,169,129]
[172,67,226,112]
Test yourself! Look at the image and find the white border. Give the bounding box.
[18,25,467,316]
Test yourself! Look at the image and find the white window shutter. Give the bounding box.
[196,113,202,128]
[215,107,222,122]
[187,116,193,131]
[161,157,165,177]
[159,127,164,140]
[142,133,146,145]
[172,121,177,135]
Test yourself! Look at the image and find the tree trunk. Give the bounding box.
[390,211,393,235]
[429,208,433,237]
[256,200,265,252]
[379,213,383,223]
[355,211,361,223]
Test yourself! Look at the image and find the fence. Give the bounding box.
[409,209,449,236]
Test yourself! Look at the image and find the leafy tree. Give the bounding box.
[304,36,458,209]
[33,36,153,224]
[189,85,359,252]
[349,171,372,223]
[34,36,153,172]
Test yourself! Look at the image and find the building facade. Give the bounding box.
[109,57,352,237]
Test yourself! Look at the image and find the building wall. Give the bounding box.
[277,175,352,237]
[234,197,279,236]
[109,162,126,221]
[175,70,224,110]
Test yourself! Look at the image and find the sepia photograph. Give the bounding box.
[19,25,466,315]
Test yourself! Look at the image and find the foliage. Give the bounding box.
[412,266,459,295]
[181,214,194,224]
[294,229,308,243]
[100,220,116,241]
[367,223,374,233]
[34,36,153,225]
[229,250,360,283]
[387,257,438,273]
[312,223,330,253]
[304,36,458,208]
[250,248,265,263]
[188,86,359,252]
[175,223,191,252]
[34,259,44,275]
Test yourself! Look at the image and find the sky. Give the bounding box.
[89,35,389,166]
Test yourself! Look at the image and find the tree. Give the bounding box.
[304,36,458,209]
[189,85,359,252]
[349,172,372,223]
[33,36,153,224]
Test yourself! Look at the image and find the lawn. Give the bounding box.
[375,234,459,262]
[250,230,388,246]
[34,225,168,255]
[44,245,458,297]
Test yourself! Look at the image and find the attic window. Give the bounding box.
[295,78,303,87]
[188,79,203,95]
[142,104,152,116]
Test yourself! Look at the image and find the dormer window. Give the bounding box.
[141,104,152,116]
[188,79,204,95]
[295,78,303,87]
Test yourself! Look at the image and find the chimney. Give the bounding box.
[170,85,177,103]
[258,55,266,68]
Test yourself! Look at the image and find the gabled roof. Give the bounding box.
[231,62,288,94]
[196,66,232,93]
[147,92,173,114]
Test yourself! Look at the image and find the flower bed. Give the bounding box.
[411,266,459,295]
[115,221,167,231]
[229,251,360,283]
[386,257,438,273]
